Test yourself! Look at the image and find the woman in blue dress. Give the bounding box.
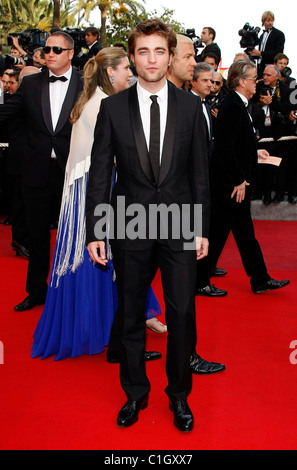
[31,48,165,361]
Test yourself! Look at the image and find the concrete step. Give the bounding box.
[251,198,297,221]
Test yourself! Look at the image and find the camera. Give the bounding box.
[259,86,272,96]
[238,23,260,52]
[63,28,86,52]
[7,29,49,53]
[5,54,24,66]
[185,28,203,58]
[280,66,292,79]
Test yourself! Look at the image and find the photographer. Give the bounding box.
[252,64,292,203]
[196,27,221,65]
[72,27,102,70]
[248,11,285,78]
[0,45,5,77]
[5,37,32,70]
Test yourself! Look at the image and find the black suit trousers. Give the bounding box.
[111,241,196,403]
[23,159,64,300]
[197,188,270,289]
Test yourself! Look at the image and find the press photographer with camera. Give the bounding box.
[196,27,221,65]
[72,27,102,70]
[248,11,285,78]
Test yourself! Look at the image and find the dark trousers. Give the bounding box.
[197,188,270,290]
[111,242,196,403]
[10,175,30,248]
[23,160,64,300]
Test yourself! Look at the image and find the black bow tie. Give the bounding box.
[263,29,272,33]
[49,75,68,83]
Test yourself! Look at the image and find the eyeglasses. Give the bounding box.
[43,46,72,55]
[245,76,258,82]
[211,80,222,85]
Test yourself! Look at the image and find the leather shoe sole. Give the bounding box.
[117,395,149,428]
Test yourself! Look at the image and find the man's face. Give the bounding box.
[1,74,10,92]
[263,17,274,30]
[201,28,212,44]
[44,35,74,75]
[8,76,19,94]
[210,72,223,95]
[33,50,46,68]
[275,58,288,71]
[85,32,97,47]
[242,68,257,99]
[204,56,217,70]
[171,41,196,83]
[131,34,171,86]
[263,66,278,87]
[191,70,213,99]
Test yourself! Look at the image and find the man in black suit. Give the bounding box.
[196,27,221,65]
[86,19,210,432]
[0,31,83,311]
[249,11,285,78]
[72,27,102,70]
[196,59,290,296]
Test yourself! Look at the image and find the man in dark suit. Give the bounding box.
[72,27,102,70]
[196,59,290,296]
[196,27,221,65]
[0,31,83,311]
[249,11,285,78]
[86,19,210,432]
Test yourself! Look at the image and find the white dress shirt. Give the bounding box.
[137,81,168,163]
[49,66,72,157]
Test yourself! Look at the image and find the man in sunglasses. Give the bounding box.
[0,31,83,311]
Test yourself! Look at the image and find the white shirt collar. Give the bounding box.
[137,80,168,104]
[235,91,249,107]
[49,66,72,80]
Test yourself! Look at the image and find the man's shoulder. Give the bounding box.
[271,27,285,38]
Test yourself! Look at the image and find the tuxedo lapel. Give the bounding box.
[129,84,154,184]
[41,71,53,134]
[54,69,79,135]
[159,83,176,185]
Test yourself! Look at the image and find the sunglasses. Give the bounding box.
[211,80,222,85]
[43,46,72,55]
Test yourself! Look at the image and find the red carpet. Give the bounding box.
[0,219,297,450]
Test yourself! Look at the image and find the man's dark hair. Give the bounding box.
[85,27,99,38]
[203,52,219,65]
[128,18,177,56]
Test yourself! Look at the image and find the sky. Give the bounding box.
[90,0,296,75]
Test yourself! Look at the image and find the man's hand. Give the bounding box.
[231,180,250,203]
[196,237,209,260]
[249,49,261,57]
[87,241,108,266]
[257,149,269,160]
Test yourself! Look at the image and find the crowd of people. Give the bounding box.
[0,12,293,432]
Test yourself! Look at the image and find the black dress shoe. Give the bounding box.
[107,350,161,364]
[273,191,285,203]
[11,241,30,259]
[212,267,228,277]
[263,192,272,205]
[190,352,226,375]
[14,295,45,312]
[196,284,228,297]
[252,278,290,294]
[117,395,149,427]
[169,400,194,432]
[288,195,297,204]
[3,216,12,225]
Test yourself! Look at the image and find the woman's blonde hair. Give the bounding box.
[70,47,128,123]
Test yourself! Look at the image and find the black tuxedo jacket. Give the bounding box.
[86,81,210,250]
[0,68,83,187]
[258,27,285,76]
[210,91,258,194]
[197,43,221,64]
[72,41,102,69]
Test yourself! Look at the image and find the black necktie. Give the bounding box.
[149,95,160,183]
[49,75,68,83]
